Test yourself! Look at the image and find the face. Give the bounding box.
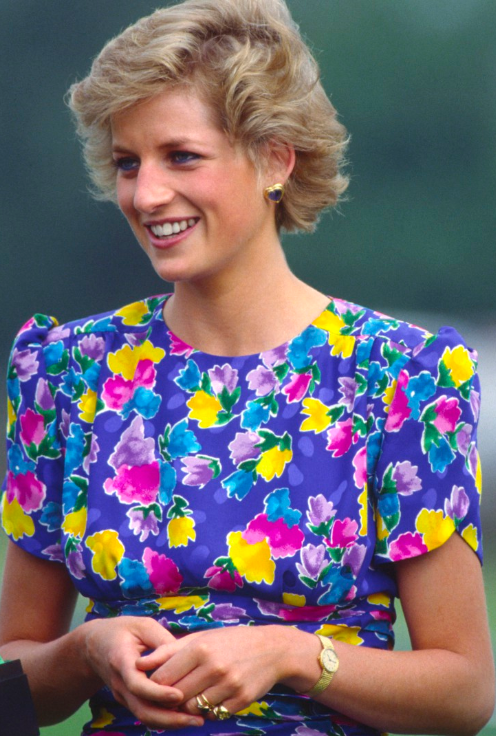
[111,86,282,287]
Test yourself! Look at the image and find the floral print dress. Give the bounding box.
[2,295,482,736]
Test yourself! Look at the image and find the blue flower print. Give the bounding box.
[265,488,302,528]
[159,462,177,504]
[7,445,35,475]
[287,326,327,370]
[168,419,201,459]
[43,340,65,369]
[222,469,254,500]
[122,387,161,420]
[241,400,270,430]
[65,423,86,476]
[175,359,201,391]
[405,371,437,419]
[40,501,63,532]
[428,436,455,473]
[118,558,153,599]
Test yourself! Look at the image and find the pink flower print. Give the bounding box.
[109,416,156,469]
[386,369,411,431]
[326,418,353,457]
[181,456,215,487]
[228,431,260,465]
[328,518,358,549]
[262,343,288,368]
[134,359,156,389]
[208,364,239,394]
[243,514,304,559]
[389,531,428,561]
[7,471,45,512]
[352,446,367,489]
[342,543,366,577]
[456,423,472,455]
[143,548,183,594]
[169,331,195,358]
[20,409,46,447]
[307,495,336,526]
[282,372,312,403]
[392,461,422,496]
[280,604,338,623]
[11,347,39,382]
[102,375,134,411]
[432,396,461,434]
[338,376,357,411]
[445,485,469,522]
[35,378,55,412]
[246,365,278,396]
[79,334,106,361]
[205,566,243,592]
[127,507,160,542]
[104,462,160,505]
[296,543,328,579]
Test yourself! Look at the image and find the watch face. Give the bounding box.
[321,648,339,673]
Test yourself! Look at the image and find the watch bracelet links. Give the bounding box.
[304,634,338,697]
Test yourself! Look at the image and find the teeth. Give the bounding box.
[150,219,196,237]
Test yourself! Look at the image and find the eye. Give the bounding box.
[170,151,200,165]
[113,156,139,173]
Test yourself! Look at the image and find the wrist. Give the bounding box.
[271,626,323,693]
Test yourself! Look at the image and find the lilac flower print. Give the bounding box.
[468,442,479,481]
[35,378,55,412]
[79,334,106,361]
[307,494,336,526]
[208,364,238,394]
[445,485,470,523]
[228,431,260,465]
[42,543,64,563]
[456,423,472,455]
[294,725,328,736]
[338,376,357,411]
[392,461,422,496]
[108,415,155,469]
[296,543,328,579]
[261,342,288,368]
[43,325,70,344]
[67,546,86,579]
[246,365,278,396]
[211,603,246,622]
[83,436,100,474]
[470,389,481,422]
[342,543,366,577]
[11,347,39,382]
[181,456,216,487]
[127,507,160,542]
[60,408,71,440]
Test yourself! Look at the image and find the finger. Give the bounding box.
[149,643,202,688]
[123,665,184,705]
[124,691,205,730]
[136,641,181,671]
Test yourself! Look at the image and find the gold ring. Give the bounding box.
[212,704,231,720]
[196,693,214,714]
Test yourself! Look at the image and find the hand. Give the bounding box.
[137,625,302,719]
[83,616,204,730]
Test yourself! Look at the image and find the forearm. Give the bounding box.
[278,627,494,736]
[0,622,103,726]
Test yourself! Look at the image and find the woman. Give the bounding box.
[0,1,494,735]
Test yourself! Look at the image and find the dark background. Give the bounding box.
[0,1,495,733]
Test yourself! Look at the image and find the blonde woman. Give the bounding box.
[0,1,493,735]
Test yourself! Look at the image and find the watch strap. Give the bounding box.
[305,634,338,697]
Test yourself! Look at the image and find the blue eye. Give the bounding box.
[170,151,199,164]
[114,157,138,172]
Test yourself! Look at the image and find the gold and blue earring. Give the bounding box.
[263,183,285,203]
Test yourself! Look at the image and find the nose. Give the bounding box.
[132,163,176,214]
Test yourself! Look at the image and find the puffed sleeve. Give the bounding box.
[372,326,483,565]
[1,314,71,561]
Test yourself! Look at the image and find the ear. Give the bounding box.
[264,140,296,185]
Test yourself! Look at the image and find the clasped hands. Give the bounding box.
[84,617,304,731]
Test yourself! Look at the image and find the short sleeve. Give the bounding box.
[1,314,71,561]
[372,326,483,565]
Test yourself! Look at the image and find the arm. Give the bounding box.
[142,533,495,735]
[0,542,200,728]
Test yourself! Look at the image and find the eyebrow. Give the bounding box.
[111,138,200,153]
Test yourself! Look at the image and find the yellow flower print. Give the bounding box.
[313,310,346,335]
[300,398,332,433]
[376,512,389,542]
[228,531,275,585]
[2,497,34,540]
[78,388,98,423]
[461,524,478,552]
[282,593,306,607]
[382,380,396,409]
[416,509,455,551]
[91,708,115,728]
[441,345,475,387]
[62,507,87,538]
[156,595,207,613]
[7,397,16,434]
[474,450,482,495]
[236,702,270,717]
[257,446,292,481]
[187,391,222,428]
[86,530,124,581]
[108,341,165,381]
[358,488,368,536]
[312,310,355,356]
[167,516,196,547]
[317,624,364,646]
[115,301,149,326]
[367,592,391,608]
[328,333,355,359]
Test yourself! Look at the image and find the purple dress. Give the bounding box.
[2,294,482,736]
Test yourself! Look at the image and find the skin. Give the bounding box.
[0,85,494,734]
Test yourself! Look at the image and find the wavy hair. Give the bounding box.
[68,0,349,232]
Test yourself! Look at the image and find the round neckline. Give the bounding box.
[152,293,334,361]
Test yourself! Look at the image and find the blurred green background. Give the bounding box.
[0,0,494,733]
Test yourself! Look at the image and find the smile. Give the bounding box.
[148,218,197,238]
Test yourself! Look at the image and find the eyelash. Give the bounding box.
[113,151,200,172]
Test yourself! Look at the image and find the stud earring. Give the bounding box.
[263,183,285,203]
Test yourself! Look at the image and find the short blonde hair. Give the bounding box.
[68,0,349,232]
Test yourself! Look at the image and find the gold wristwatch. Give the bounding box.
[305,634,339,697]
